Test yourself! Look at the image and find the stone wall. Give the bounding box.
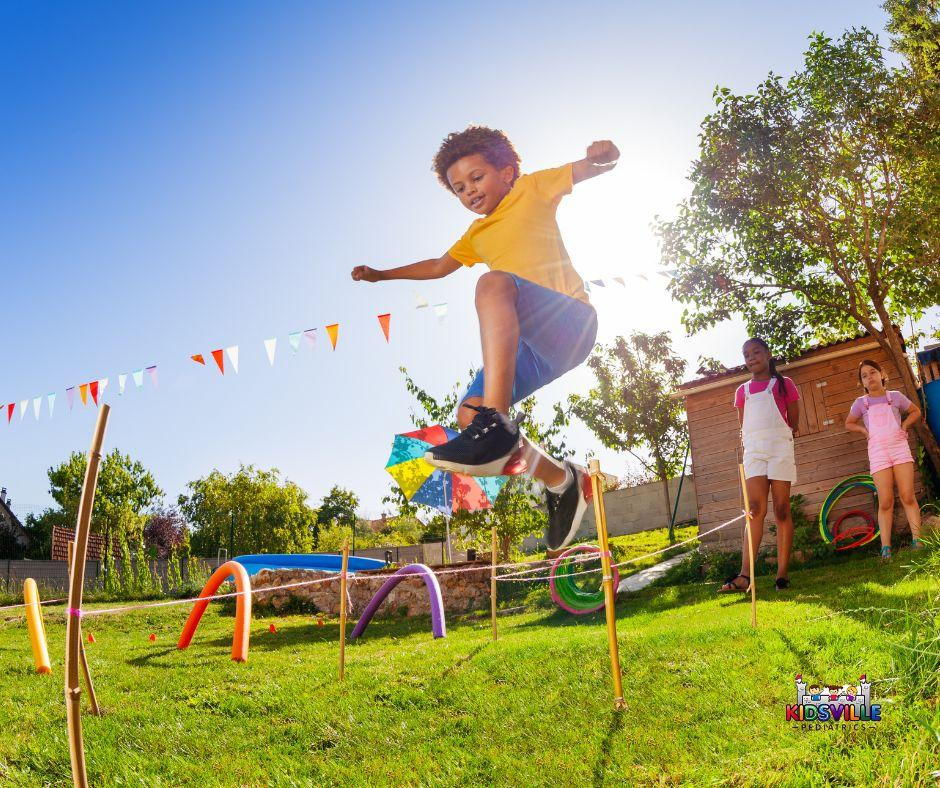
[251,562,501,618]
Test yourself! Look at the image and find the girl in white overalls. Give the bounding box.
[845,359,923,559]
[721,338,801,593]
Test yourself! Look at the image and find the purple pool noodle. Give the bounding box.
[349,563,446,640]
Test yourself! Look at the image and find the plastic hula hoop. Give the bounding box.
[831,510,877,552]
[549,545,619,615]
[818,474,880,549]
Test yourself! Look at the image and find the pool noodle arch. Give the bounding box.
[177,560,252,662]
[350,564,446,640]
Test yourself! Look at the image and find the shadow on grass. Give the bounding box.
[591,709,625,788]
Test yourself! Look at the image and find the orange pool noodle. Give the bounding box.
[24,578,51,674]
[177,560,252,662]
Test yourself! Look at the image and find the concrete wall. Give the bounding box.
[523,475,697,551]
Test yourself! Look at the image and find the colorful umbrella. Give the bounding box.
[385,425,509,514]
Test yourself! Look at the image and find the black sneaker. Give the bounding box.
[424,405,522,476]
[545,463,592,550]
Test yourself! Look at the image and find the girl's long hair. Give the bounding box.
[745,337,786,393]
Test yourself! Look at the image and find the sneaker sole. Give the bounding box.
[423,449,518,478]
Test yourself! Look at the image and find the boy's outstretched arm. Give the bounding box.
[351,253,461,283]
[571,140,620,184]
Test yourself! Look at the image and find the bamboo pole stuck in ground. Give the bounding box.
[65,404,110,788]
[588,459,626,711]
[338,538,350,681]
[67,542,101,716]
[738,463,758,628]
[490,526,498,642]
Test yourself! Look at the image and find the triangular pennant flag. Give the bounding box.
[415,295,429,309]
[288,332,301,354]
[79,384,89,406]
[118,374,127,395]
[636,273,649,281]
[32,397,41,420]
[377,313,391,342]
[658,269,678,278]
[613,277,626,286]
[89,381,99,406]
[225,347,239,374]
[191,354,206,365]
[132,369,144,388]
[303,329,317,348]
[432,303,448,321]
[47,393,56,419]
[211,349,225,374]
[6,403,13,423]
[100,378,108,397]
[591,279,606,287]
[325,323,339,350]
[19,399,28,420]
[66,387,75,410]
[146,365,158,387]
[584,281,592,293]
[263,338,277,366]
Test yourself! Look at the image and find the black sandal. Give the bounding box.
[775,577,790,591]
[719,574,750,593]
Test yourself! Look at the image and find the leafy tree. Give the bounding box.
[179,465,317,556]
[43,449,163,557]
[143,507,188,559]
[656,26,940,469]
[570,332,688,541]
[316,486,360,534]
[391,367,572,560]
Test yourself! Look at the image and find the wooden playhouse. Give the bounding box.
[674,334,923,552]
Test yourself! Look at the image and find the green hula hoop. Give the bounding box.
[818,474,880,547]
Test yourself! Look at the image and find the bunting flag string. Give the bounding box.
[264,338,277,366]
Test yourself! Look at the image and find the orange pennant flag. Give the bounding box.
[79,384,89,406]
[326,323,339,350]
[191,354,206,365]
[211,349,225,374]
[377,313,391,342]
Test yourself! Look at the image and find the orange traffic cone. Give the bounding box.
[87,633,96,644]
[149,633,156,642]
[316,618,324,627]
[268,623,277,633]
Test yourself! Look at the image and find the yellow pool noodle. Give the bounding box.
[24,579,51,674]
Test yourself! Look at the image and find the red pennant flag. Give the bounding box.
[90,380,99,406]
[6,403,14,423]
[325,323,339,350]
[191,354,206,365]
[377,313,391,342]
[211,349,225,374]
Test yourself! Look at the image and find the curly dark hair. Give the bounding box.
[432,126,521,190]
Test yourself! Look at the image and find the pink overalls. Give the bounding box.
[866,393,913,474]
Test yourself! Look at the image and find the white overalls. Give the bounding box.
[742,379,797,482]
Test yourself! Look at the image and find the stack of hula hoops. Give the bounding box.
[549,545,619,615]
[818,474,880,551]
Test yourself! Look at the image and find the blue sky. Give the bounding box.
[2,0,932,523]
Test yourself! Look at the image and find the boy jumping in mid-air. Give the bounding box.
[352,126,618,549]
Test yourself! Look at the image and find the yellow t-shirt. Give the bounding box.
[447,164,589,304]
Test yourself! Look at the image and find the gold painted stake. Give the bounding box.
[67,542,101,716]
[338,538,350,680]
[588,459,626,711]
[738,463,758,628]
[65,405,110,788]
[490,526,498,642]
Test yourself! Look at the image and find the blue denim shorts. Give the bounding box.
[462,274,598,406]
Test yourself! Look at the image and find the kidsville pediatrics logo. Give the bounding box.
[787,674,882,729]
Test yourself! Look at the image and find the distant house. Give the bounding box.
[674,334,923,553]
[0,486,29,556]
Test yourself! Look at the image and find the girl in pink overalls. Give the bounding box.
[720,338,801,593]
[845,360,923,559]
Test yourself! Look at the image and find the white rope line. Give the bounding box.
[0,597,68,613]
[496,513,746,582]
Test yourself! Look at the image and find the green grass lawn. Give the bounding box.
[1,549,937,786]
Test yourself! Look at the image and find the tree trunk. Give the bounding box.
[500,533,511,563]
[654,455,674,543]
[875,324,940,473]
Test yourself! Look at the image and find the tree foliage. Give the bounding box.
[656,26,940,468]
[179,465,318,557]
[570,331,688,540]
